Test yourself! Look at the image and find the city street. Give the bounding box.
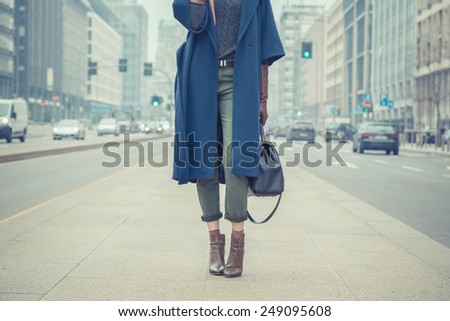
[282,137,450,248]
[1,136,450,301]
[0,132,167,219]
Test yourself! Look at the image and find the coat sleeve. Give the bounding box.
[173,0,209,33]
[260,0,285,65]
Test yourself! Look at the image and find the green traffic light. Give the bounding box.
[303,52,311,59]
[152,101,159,107]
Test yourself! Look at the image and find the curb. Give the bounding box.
[400,145,450,157]
[0,134,172,164]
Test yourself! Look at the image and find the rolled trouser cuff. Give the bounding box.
[201,212,223,222]
[224,212,248,223]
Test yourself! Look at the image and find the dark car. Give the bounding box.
[352,122,399,155]
[324,123,356,142]
[287,121,315,143]
[273,122,289,138]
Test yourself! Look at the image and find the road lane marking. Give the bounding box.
[332,160,359,169]
[350,156,363,160]
[402,165,423,172]
[444,175,450,179]
[374,160,388,165]
[446,166,450,171]
[346,163,360,169]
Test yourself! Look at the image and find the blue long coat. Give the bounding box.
[172,0,285,184]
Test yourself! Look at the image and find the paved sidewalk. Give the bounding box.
[1,156,450,301]
[400,143,450,157]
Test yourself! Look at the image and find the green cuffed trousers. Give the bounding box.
[196,67,248,223]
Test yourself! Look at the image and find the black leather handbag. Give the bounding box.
[247,125,284,224]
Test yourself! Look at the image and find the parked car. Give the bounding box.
[144,121,163,134]
[273,122,289,138]
[352,122,399,155]
[287,121,315,143]
[324,123,356,142]
[0,98,28,143]
[97,118,119,136]
[53,119,86,140]
[443,129,450,144]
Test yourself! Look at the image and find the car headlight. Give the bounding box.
[1,118,8,124]
[53,128,58,133]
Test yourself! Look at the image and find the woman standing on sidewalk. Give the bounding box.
[172,0,284,277]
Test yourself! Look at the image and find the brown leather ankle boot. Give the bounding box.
[209,233,225,275]
[224,233,245,278]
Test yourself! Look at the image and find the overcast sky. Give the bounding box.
[138,0,334,62]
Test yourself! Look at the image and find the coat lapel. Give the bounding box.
[237,0,259,44]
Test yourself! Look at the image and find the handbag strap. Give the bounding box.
[247,193,282,224]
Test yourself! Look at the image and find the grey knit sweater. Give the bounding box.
[190,0,242,60]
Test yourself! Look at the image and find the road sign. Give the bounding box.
[363,92,372,103]
[331,107,338,115]
[387,100,395,109]
[52,94,60,103]
[119,58,127,72]
[144,62,152,76]
[380,92,388,106]
[40,100,47,108]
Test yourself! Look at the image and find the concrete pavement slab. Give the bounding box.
[1,150,450,300]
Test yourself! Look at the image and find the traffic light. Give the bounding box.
[301,42,313,59]
[144,63,153,76]
[151,95,163,107]
[88,61,97,75]
[119,58,127,72]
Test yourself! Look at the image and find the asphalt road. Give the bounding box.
[0,134,167,219]
[280,136,450,248]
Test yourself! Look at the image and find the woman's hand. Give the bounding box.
[260,64,269,126]
[260,103,268,126]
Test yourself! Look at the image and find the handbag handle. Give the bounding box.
[247,123,282,224]
[247,194,282,224]
[259,123,268,142]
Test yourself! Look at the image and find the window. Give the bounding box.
[345,27,353,61]
[357,0,366,16]
[357,57,364,90]
[357,17,365,54]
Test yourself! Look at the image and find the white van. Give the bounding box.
[0,99,29,143]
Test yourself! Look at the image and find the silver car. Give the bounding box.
[53,119,86,140]
[97,118,119,136]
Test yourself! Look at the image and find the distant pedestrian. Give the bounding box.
[172,0,284,278]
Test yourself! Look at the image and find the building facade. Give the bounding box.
[102,0,149,118]
[343,0,372,124]
[0,0,14,98]
[86,11,123,121]
[15,0,89,122]
[278,4,323,121]
[151,19,185,121]
[303,16,326,126]
[415,0,450,134]
[62,0,90,119]
[324,0,345,124]
[371,0,416,132]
